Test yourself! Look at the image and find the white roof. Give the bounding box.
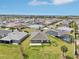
[0,32,27,41]
[0,36,11,41]
[28,24,44,29]
[8,32,27,40]
[43,27,48,30]
[57,26,73,32]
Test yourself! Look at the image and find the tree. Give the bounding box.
[75,43,79,59]
[70,36,74,43]
[69,21,78,39]
[74,23,78,39]
[10,27,15,32]
[61,45,68,59]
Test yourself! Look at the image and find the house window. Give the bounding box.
[31,40,41,43]
[0,40,10,44]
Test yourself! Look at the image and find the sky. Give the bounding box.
[0,0,79,15]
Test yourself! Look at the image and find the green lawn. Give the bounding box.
[22,28,36,33]
[0,29,74,59]
[0,44,21,59]
[21,35,74,59]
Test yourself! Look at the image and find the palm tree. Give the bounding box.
[61,45,68,59]
[74,22,78,39]
[69,21,78,39]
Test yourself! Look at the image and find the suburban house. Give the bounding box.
[45,27,74,38]
[28,24,44,29]
[56,26,74,36]
[0,31,28,45]
[6,22,23,28]
[30,31,49,45]
[46,29,74,42]
[60,20,71,27]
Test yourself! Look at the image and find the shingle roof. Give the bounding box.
[30,32,39,38]
[7,32,27,40]
[47,30,58,36]
[0,30,12,36]
[57,26,73,32]
[31,32,48,41]
[0,31,27,41]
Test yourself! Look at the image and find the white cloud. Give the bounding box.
[28,0,75,6]
[28,0,49,6]
[52,0,74,5]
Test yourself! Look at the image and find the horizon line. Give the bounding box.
[0,14,79,16]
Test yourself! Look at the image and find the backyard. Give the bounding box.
[21,35,74,59]
[0,44,21,59]
[0,26,75,59]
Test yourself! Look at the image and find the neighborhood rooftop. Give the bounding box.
[0,30,12,37]
[0,31,28,44]
[30,31,49,44]
[31,32,48,41]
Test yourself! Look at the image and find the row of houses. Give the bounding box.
[29,26,74,45]
[0,30,50,45]
[46,26,74,42]
[0,27,75,45]
[0,19,76,46]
